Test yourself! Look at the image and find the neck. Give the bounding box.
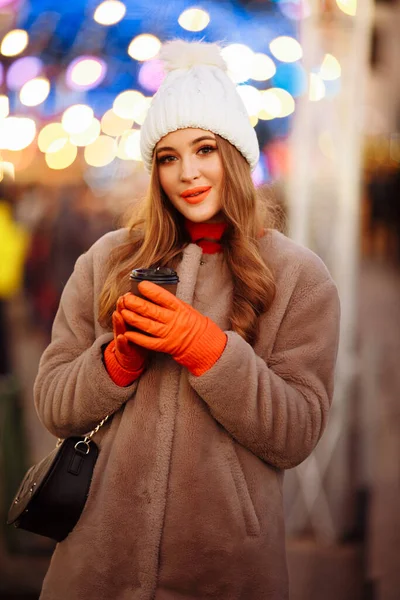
[184,219,228,254]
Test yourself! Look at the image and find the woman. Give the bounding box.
[34,41,340,599]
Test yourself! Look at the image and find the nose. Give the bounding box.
[179,156,200,182]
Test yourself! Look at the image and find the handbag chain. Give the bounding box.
[56,414,110,454]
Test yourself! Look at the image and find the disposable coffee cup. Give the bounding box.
[129,267,179,299]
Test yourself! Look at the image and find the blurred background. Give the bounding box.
[0,0,399,599]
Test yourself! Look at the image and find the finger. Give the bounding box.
[120,309,165,338]
[125,330,166,352]
[138,281,181,311]
[112,311,126,336]
[123,293,170,323]
[115,334,131,355]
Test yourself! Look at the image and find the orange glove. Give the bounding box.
[103,308,149,387]
[120,281,227,377]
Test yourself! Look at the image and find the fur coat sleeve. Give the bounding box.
[189,257,340,470]
[33,232,137,439]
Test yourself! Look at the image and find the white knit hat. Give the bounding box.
[140,40,260,172]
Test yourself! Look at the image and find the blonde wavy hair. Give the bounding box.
[98,134,277,346]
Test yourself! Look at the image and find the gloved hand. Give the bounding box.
[103,302,149,387]
[120,281,227,376]
[111,309,148,372]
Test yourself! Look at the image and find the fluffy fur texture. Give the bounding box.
[34,228,340,599]
[160,40,228,72]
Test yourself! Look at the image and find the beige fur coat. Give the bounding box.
[34,228,340,600]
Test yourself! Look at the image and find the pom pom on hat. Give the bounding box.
[160,40,227,72]
[140,40,260,172]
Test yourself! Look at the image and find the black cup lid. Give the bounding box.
[130,267,179,283]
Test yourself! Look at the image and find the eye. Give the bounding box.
[198,145,217,155]
[157,154,177,164]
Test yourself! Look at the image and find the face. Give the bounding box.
[155,128,224,223]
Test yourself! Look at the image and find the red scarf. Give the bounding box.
[184,219,228,254]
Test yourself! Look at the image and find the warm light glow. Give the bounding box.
[336,0,357,16]
[67,57,107,90]
[178,8,210,32]
[132,97,151,125]
[38,123,68,153]
[320,54,342,80]
[94,0,126,25]
[118,130,142,161]
[128,34,161,61]
[70,118,101,147]
[0,161,15,182]
[0,117,36,151]
[269,88,295,118]
[62,104,94,135]
[309,73,326,101]
[269,36,303,63]
[236,85,262,117]
[84,135,117,167]
[221,44,254,84]
[258,89,295,119]
[19,77,50,107]
[45,141,77,170]
[258,90,282,120]
[113,90,146,120]
[250,53,276,81]
[0,95,9,118]
[249,115,258,128]
[1,29,29,57]
[101,109,133,136]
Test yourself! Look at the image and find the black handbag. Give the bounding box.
[6,415,109,542]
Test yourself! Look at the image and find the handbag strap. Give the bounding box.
[56,414,110,451]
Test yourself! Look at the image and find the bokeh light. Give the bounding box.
[70,118,101,147]
[221,44,254,84]
[178,8,210,32]
[101,109,133,136]
[320,54,342,80]
[45,141,78,170]
[66,56,107,91]
[84,135,117,167]
[93,0,126,26]
[269,88,295,117]
[6,56,43,91]
[309,73,326,101]
[237,85,262,117]
[269,36,303,63]
[113,90,147,120]
[250,53,276,82]
[258,90,282,120]
[0,95,9,118]
[1,29,29,57]
[19,77,50,107]
[0,117,36,151]
[336,0,357,16]
[62,104,94,135]
[38,123,68,153]
[128,34,161,61]
[138,59,165,93]
[118,130,142,161]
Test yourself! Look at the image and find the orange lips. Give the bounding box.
[180,186,212,205]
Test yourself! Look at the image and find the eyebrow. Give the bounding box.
[155,136,216,154]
